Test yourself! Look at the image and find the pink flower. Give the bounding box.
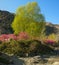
[45,39,55,45]
[17,32,29,40]
[8,34,17,40]
[0,34,9,41]
[0,32,29,42]
[0,34,17,41]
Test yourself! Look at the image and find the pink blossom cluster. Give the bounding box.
[44,39,55,45]
[17,32,29,40]
[0,32,29,42]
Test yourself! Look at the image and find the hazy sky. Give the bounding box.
[0,0,59,24]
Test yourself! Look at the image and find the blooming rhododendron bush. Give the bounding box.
[0,34,17,42]
[0,34,9,41]
[0,33,58,47]
[0,32,29,42]
[17,32,29,40]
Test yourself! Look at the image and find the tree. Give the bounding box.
[11,2,46,36]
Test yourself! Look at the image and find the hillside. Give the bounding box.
[0,10,14,34]
[45,22,59,39]
[0,10,59,37]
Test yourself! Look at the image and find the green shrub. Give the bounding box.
[27,40,54,56]
[0,42,8,51]
[0,39,55,56]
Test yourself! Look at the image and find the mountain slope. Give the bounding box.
[0,10,14,34]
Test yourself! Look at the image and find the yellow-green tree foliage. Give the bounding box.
[11,2,46,36]
[48,33,57,42]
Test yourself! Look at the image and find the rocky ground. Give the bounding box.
[7,55,59,65]
[0,54,59,65]
[0,47,59,65]
[8,47,59,65]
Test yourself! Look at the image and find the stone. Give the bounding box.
[52,62,59,65]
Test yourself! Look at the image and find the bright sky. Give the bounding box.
[0,0,59,24]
